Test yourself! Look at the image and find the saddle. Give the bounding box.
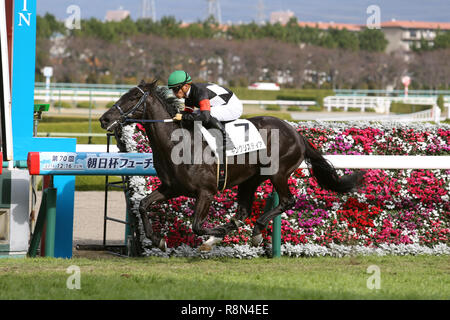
[198,119,267,192]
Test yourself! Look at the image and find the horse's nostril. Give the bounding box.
[99,116,109,128]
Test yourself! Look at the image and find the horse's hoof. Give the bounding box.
[251,234,263,247]
[158,239,167,252]
[199,244,212,252]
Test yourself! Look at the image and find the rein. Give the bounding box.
[107,86,174,131]
[125,119,174,123]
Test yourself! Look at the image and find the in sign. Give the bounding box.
[402,76,411,86]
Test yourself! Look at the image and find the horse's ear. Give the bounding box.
[139,79,146,86]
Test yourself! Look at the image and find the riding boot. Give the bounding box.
[208,117,234,152]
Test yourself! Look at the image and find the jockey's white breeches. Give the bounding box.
[192,94,243,122]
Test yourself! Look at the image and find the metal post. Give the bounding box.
[103,174,109,247]
[124,188,131,255]
[88,90,93,144]
[264,192,281,258]
[270,192,281,258]
[58,89,61,112]
[32,113,38,233]
[45,182,57,257]
[28,189,47,257]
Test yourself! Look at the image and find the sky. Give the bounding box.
[36,0,450,24]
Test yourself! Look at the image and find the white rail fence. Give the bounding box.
[35,88,317,110]
[323,95,448,122]
[35,85,449,121]
[241,99,316,110]
[74,144,450,170]
[324,96,438,113]
[35,89,317,109]
[303,155,450,170]
[34,88,124,103]
[319,106,443,123]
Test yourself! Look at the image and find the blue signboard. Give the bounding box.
[11,0,76,258]
[28,152,157,176]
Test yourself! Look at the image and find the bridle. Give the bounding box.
[107,86,174,131]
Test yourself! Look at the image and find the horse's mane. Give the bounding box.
[143,80,182,117]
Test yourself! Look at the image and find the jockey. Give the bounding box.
[168,70,242,149]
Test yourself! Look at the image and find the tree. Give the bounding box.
[433,30,450,49]
[330,28,360,51]
[411,38,432,52]
[36,13,65,39]
[410,49,450,89]
[358,29,388,52]
[113,17,138,39]
[35,13,449,90]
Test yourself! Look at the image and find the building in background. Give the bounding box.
[298,21,362,32]
[381,20,450,53]
[270,10,295,25]
[105,7,130,22]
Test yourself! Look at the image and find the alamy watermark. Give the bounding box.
[65,5,81,30]
[66,265,81,290]
[366,265,381,290]
[366,5,381,29]
[169,124,280,175]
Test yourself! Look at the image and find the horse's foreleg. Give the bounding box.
[138,188,172,250]
[191,192,214,236]
[190,192,217,252]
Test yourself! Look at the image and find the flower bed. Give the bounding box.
[123,121,450,257]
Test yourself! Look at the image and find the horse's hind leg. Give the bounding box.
[251,175,295,246]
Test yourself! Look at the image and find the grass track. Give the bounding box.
[0,255,448,300]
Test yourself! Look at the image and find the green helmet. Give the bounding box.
[167,70,192,89]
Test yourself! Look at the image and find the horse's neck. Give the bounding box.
[144,97,176,155]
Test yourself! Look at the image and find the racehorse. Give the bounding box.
[99,80,365,251]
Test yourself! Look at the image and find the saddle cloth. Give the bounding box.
[198,119,266,158]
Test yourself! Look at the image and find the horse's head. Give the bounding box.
[99,80,153,132]
[100,79,181,132]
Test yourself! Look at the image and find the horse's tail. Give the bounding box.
[300,134,365,193]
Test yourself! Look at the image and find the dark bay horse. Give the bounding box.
[99,80,364,251]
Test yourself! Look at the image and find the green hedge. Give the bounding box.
[76,101,95,109]
[390,102,431,114]
[40,116,92,123]
[307,105,322,112]
[287,106,303,112]
[265,105,281,111]
[276,95,317,101]
[56,101,73,109]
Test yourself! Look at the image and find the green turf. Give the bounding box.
[37,118,110,145]
[75,176,125,191]
[0,255,448,300]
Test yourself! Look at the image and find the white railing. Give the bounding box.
[34,88,318,109]
[241,99,316,110]
[75,145,450,170]
[445,96,450,119]
[76,144,119,153]
[320,106,442,123]
[303,155,450,170]
[324,96,388,113]
[34,85,449,121]
[323,95,445,122]
[324,95,438,113]
[34,90,123,103]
